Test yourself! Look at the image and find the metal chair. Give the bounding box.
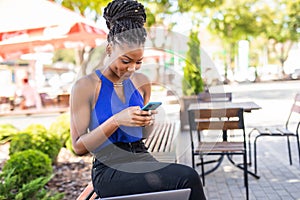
[248,93,300,174]
[188,108,249,200]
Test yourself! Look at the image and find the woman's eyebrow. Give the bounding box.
[122,55,144,61]
[122,55,133,60]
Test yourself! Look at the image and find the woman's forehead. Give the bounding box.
[113,45,144,57]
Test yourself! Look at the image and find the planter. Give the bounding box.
[179,95,198,131]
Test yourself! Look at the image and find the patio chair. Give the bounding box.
[188,108,249,200]
[248,93,300,174]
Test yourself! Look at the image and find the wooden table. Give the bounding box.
[188,101,261,112]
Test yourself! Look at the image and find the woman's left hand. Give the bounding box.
[140,109,157,126]
[114,106,157,127]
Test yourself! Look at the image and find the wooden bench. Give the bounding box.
[143,121,178,163]
[77,120,179,200]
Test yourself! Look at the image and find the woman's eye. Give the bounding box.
[121,60,130,64]
[136,61,143,65]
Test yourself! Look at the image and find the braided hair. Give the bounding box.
[103,0,147,46]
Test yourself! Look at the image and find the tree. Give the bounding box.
[182,29,204,96]
[178,0,224,13]
[54,0,111,76]
[262,0,300,76]
[207,0,262,81]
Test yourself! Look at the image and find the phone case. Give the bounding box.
[142,102,162,111]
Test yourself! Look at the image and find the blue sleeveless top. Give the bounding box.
[89,70,144,152]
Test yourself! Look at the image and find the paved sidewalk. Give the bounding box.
[164,81,300,200]
[175,131,300,200]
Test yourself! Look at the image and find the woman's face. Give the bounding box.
[109,45,144,80]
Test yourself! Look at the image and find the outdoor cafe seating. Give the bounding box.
[188,107,250,200]
[248,92,300,174]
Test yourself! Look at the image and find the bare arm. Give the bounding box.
[70,75,119,155]
[70,74,154,155]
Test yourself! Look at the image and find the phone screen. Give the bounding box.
[142,102,162,111]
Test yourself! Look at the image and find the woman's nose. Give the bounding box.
[127,65,136,72]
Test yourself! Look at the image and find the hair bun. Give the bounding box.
[104,0,146,30]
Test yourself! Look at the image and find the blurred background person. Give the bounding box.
[16,78,42,110]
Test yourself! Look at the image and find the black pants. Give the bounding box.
[92,141,206,200]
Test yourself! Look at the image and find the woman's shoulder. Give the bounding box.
[72,72,100,92]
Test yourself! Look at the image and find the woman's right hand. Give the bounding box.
[114,106,154,127]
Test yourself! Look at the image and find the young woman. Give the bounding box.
[70,0,206,199]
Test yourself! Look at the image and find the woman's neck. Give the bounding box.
[102,67,123,84]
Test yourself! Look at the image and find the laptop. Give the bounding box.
[100,188,191,200]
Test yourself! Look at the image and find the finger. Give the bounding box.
[133,107,142,115]
[149,110,158,114]
[149,120,154,126]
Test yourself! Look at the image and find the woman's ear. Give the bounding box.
[106,44,112,57]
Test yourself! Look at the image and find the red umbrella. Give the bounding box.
[0,0,107,60]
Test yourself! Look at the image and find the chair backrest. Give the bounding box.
[198,92,232,102]
[189,108,244,131]
[286,93,300,128]
[188,108,245,146]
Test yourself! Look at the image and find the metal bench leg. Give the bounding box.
[254,135,261,175]
[248,129,255,166]
[191,152,195,169]
[200,155,205,186]
[297,134,300,166]
[244,151,249,200]
[287,136,293,165]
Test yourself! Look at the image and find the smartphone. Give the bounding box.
[141,102,162,111]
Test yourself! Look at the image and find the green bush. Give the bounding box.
[9,124,62,163]
[0,168,64,200]
[65,136,75,154]
[0,123,18,144]
[9,132,34,155]
[49,113,70,147]
[24,124,48,135]
[2,149,53,188]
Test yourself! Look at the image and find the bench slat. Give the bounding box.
[156,122,170,152]
[164,122,176,152]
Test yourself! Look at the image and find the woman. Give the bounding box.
[70,0,206,199]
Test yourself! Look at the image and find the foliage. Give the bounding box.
[178,0,224,13]
[65,136,75,155]
[207,0,263,77]
[0,168,63,200]
[0,123,18,144]
[9,132,34,155]
[49,113,70,148]
[52,49,76,64]
[59,0,111,20]
[9,124,62,163]
[24,124,48,135]
[0,168,17,200]
[259,0,300,74]
[2,149,52,188]
[182,29,204,96]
